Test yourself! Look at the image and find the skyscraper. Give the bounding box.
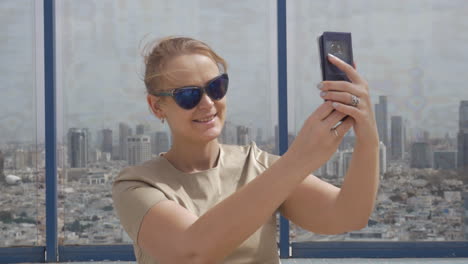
[457,101,468,173]
[379,141,387,176]
[101,128,113,154]
[339,150,353,178]
[119,122,132,161]
[237,125,250,145]
[256,127,263,144]
[433,151,457,170]
[220,121,236,145]
[410,142,431,169]
[127,135,151,166]
[0,150,5,183]
[67,128,88,168]
[375,96,388,152]
[391,115,404,161]
[136,124,150,135]
[82,127,92,158]
[152,131,169,155]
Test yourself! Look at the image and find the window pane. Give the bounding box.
[56,0,278,245]
[0,0,44,246]
[287,0,468,242]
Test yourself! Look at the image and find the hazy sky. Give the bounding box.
[1,0,468,145]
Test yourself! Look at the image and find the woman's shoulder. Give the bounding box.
[113,156,169,185]
[221,141,280,168]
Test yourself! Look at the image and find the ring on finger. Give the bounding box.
[351,94,360,107]
[331,128,339,137]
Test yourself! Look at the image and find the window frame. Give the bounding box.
[0,0,467,262]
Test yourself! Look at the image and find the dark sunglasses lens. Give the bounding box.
[207,74,228,100]
[174,88,202,109]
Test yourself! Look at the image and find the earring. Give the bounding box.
[161,118,165,124]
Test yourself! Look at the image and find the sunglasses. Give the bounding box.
[152,73,229,110]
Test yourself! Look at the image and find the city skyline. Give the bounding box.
[2,1,468,145]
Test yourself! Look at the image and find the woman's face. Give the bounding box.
[156,54,226,144]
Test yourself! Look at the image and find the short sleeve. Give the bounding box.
[112,168,169,243]
[251,141,281,169]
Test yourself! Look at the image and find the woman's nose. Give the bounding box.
[197,93,214,109]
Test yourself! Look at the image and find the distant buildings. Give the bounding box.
[433,151,457,170]
[67,128,89,168]
[237,125,250,145]
[339,150,353,178]
[119,123,132,161]
[457,101,468,173]
[127,135,151,166]
[391,116,404,161]
[152,131,169,155]
[220,121,236,144]
[375,96,388,154]
[379,142,387,175]
[101,129,113,154]
[410,142,431,169]
[0,150,4,183]
[136,124,145,135]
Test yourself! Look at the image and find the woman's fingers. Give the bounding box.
[327,54,363,84]
[318,81,363,96]
[322,110,347,129]
[335,115,355,137]
[320,91,360,107]
[312,101,336,121]
[329,101,362,121]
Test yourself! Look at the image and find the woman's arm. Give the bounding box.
[138,101,354,264]
[280,138,379,235]
[280,54,379,234]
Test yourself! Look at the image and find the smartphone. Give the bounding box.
[318,31,354,81]
[317,31,354,128]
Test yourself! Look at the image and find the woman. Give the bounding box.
[112,36,379,264]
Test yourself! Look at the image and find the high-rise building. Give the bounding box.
[101,128,113,154]
[119,122,132,161]
[379,141,387,176]
[0,150,5,183]
[433,151,457,170]
[57,144,67,169]
[410,142,431,169]
[391,116,404,161]
[127,135,151,166]
[82,127,92,158]
[339,150,353,178]
[136,124,150,135]
[256,127,263,144]
[375,96,388,154]
[237,125,250,145]
[220,121,236,145]
[339,133,355,151]
[67,128,88,168]
[152,131,169,155]
[457,101,468,173]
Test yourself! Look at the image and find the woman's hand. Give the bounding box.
[285,100,355,174]
[318,54,379,146]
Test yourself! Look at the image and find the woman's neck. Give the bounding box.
[163,139,220,173]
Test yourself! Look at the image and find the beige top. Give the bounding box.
[112,142,281,264]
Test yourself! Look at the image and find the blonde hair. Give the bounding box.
[142,36,228,94]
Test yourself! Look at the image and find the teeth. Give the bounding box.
[196,115,215,122]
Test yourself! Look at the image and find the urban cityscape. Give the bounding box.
[1,96,468,247]
[2,0,468,251]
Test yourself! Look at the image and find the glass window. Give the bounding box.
[0,0,44,247]
[56,0,278,245]
[287,0,468,242]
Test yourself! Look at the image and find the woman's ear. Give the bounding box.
[147,94,165,120]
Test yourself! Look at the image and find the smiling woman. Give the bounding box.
[112,36,380,264]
